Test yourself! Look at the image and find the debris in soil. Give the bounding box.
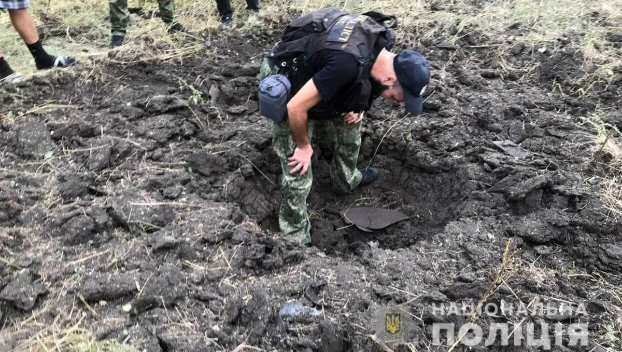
[0,269,47,311]
[304,281,327,307]
[14,121,55,159]
[80,272,138,302]
[108,190,176,233]
[153,234,178,250]
[492,140,529,158]
[276,301,322,333]
[227,105,248,115]
[341,207,409,232]
[436,41,458,50]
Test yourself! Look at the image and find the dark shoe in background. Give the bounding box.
[169,23,203,39]
[109,35,125,49]
[222,15,233,27]
[168,22,189,33]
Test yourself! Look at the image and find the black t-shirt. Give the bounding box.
[305,49,361,119]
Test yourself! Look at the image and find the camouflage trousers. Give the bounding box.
[260,59,363,245]
[110,0,175,36]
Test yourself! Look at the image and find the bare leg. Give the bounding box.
[7,9,76,69]
[8,9,39,45]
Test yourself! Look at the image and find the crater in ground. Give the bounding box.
[250,145,472,253]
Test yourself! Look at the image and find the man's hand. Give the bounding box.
[288,144,313,176]
[344,111,363,124]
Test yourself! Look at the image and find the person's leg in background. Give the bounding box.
[157,0,189,33]
[215,0,259,26]
[215,0,233,25]
[0,50,17,80]
[8,8,76,68]
[245,0,259,12]
[157,0,175,24]
[8,8,37,43]
[109,0,129,48]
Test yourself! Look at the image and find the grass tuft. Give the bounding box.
[0,318,138,352]
[581,114,622,167]
[580,113,622,218]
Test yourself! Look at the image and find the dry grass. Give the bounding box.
[447,239,517,351]
[0,313,138,352]
[1,0,620,73]
[579,114,622,218]
[601,177,622,219]
[582,114,622,166]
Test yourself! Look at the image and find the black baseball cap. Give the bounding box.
[394,50,430,116]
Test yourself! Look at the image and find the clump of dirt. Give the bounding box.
[0,25,621,352]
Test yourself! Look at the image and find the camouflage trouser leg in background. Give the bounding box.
[109,0,129,36]
[323,118,363,194]
[109,0,176,36]
[157,0,175,24]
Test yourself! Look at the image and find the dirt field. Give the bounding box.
[1,2,621,351]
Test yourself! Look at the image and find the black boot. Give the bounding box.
[168,22,189,33]
[221,15,233,27]
[358,167,379,187]
[109,35,125,49]
[168,23,202,38]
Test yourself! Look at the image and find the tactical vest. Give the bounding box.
[269,7,397,115]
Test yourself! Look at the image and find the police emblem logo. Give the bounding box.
[327,14,368,43]
[385,312,401,335]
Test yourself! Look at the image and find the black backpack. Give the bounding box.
[268,7,398,113]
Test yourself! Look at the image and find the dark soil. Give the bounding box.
[1,20,621,352]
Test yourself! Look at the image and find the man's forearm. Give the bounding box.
[285,78,322,149]
[288,111,311,148]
